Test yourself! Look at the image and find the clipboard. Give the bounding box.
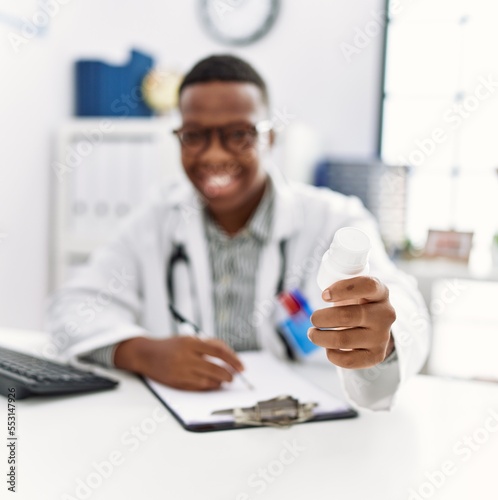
[143,352,358,432]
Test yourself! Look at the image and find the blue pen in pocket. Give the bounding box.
[276,289,319,358]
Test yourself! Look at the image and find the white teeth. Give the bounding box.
[206,175,232,188]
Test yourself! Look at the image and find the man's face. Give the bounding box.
[178,81,272,214]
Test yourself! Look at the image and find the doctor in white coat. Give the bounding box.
[46,55,430,411]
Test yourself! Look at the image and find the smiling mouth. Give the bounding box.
[192,161,244,198]
[203,173,239,197]
[205,174,233,188]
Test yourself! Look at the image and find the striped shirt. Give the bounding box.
[204,181,273,351]
[80,180,274,366]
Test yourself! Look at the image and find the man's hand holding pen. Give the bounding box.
[114,336,246,391]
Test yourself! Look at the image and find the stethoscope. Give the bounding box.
[165,240,296,359]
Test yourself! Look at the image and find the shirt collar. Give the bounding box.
[246,178,274,242]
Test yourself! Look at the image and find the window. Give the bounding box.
[381,0,498,262]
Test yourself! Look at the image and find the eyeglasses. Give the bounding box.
[172,120,272,156]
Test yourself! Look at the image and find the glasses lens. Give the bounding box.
[222,126,257,153]
[176,128,207,154]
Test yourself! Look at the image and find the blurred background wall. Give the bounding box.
[0,0,385,329]
[0,0,383,328]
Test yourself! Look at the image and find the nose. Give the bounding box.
[200,128,232,162]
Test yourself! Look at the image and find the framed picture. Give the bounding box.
[424,230,474,262]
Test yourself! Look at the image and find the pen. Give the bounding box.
[168,304,254,390]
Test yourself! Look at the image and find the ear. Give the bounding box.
[268,129,276,148]
[257,125,275,153]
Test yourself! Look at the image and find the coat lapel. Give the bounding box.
[170,164,304,347]
[254,165,304,354]
[171,187,215,338]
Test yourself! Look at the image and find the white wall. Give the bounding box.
[0,0,385,329]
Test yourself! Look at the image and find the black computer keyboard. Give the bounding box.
[0,346,118,399]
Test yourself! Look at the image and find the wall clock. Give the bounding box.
[199,0,281,46]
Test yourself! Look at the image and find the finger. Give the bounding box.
[194,338,244,372]
[172,361,224,390]
[180,377,222,391]
[308,327,378,350]
[197,381,222,391]
[312,300,396,329]
[190,376,223,391]
[322,277,388,304]
[325,347,385,370]
[193,358,234,384]
[312,303,364,329]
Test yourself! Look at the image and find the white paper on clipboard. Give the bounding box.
[145,351,353,427]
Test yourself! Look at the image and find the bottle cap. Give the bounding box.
[327,227,371,275]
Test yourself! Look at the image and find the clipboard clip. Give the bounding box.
[211,395,318,428]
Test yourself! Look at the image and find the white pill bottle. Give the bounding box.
[317,227,371,295]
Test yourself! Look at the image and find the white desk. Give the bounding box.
[1,328,497,500]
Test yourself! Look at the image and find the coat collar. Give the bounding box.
[166,160,305,242]
[265,160,304,241]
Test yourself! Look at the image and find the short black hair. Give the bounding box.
[178,54,269,106]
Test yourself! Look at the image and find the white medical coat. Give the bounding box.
[46,169,430,411]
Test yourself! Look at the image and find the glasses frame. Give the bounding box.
[172,120,273,156]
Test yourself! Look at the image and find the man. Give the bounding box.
[47,55,430,410]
